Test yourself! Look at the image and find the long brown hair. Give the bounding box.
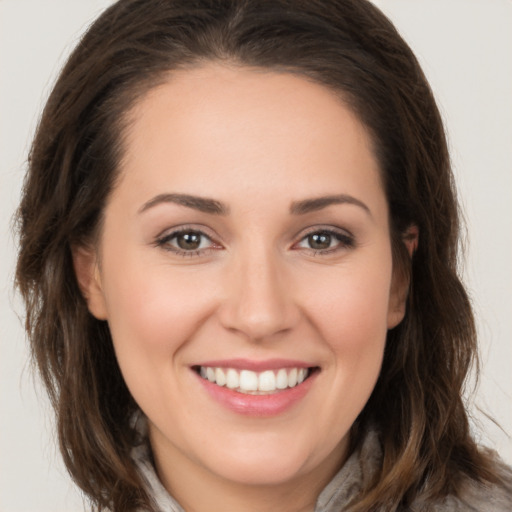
[15,0,500,510]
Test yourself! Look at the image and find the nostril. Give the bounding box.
[217,263,300,340]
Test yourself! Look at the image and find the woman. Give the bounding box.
[15,0,512,510]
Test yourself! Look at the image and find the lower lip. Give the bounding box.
[195,371,317,417]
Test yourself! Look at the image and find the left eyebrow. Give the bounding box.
[138,193,229,215]
[290,194,371,216]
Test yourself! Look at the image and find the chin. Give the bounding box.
[196,430,347,487]
[208,454,313,486]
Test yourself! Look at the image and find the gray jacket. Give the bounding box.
[132,424,512,512]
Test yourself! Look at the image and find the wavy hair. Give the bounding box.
[15,0,500,510]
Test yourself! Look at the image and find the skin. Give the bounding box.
[75,64,415,512]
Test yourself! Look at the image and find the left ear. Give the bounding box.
[387,224,419,329]
[72,244,109,320]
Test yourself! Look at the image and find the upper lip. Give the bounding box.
[193,358,315,371]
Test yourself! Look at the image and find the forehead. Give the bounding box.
[115,64,384,212]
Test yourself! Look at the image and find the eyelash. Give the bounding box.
[155,227,219,257]
[294,227,355,255]
[155,226,355,257]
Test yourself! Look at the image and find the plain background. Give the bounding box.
[1,1,511,510]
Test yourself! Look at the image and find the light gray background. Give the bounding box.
[1,1,511,510]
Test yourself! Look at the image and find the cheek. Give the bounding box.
[303,258,393,352]
[100,256,217,373]
[300,258,392,431]
[299,249,393,405]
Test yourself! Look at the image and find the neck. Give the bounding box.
[149,430,348,512]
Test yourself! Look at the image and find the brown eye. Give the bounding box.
[307,232,332,250]
[176,232,203,250]
[295,229,355,253]
[156,229,215,254]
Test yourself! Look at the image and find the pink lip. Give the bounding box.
[194,358,313,371]
[193,362,318,417]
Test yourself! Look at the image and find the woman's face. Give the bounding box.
[78,65,408,497]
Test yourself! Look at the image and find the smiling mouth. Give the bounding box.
[193,366,318,395]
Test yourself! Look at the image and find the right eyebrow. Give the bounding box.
[138,193,230,215]
[290,194,372,217]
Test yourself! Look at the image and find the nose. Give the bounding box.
[218,247,300,341]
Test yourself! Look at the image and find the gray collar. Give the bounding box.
[131,414,512,511]
[131,413,382,512]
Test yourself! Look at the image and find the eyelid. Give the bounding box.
[154,224,223,256]
[293,224,355,242]
[155,222,218,239]
[292,225,356,253]
[153,223,355,257]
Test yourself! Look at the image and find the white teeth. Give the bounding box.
[198,366,311,393]
[206,367,215,382]
[276,368,288,389]
[258,370,276,391]
[226,368,239,389]
[215,368,226,387]
[239,370,258,391]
